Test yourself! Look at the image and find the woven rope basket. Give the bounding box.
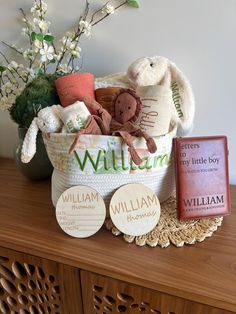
[43,127,176,212]
[43,74,178,212]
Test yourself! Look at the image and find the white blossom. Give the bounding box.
[8,61,19,70]
[31,1,48,14]
[66,31,76,38]
[58,64,72,74]
[0,96,13,110]
[71,50,81,58]
[0,0,127,114]
[33,17,39,25]
[0,86,24,110]
[102,4,115,15]
[40,1,48,13]
[54,52,63,61]
[30,6,36,13]
[39,20,50,33]
[26,68,36,78]
[33,17,49,31]
[2,82,15,94]
[71,46,81,58]
[23,49,34,60]
[61,37,75,50]
[21,28,28,35]
[34,39,43,51]
[28,20,36,31]
[79,20,92,37]
[40,43,54,62]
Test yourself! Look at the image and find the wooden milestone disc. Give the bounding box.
[56,185,106,238]
[109,183,160,236]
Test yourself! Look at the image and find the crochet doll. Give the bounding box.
[110,89,157,165]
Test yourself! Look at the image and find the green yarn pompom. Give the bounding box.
[10,74,60,128]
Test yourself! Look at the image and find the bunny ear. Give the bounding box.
[169,61,195,135]
[21,118,39,163]
[160,68,171,87]
[51,104,61,116]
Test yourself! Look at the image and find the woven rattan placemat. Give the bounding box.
[105,196,223,247]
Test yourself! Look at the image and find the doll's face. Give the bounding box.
[114,92,137,124]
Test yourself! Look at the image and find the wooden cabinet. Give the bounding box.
[81,271,234,314]
[0,246,82,314]
[0,159,236,314]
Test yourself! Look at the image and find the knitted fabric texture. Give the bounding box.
[21,105,63,163]
[105,195,223,248]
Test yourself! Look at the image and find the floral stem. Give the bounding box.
[1,41,24,57]
[91,1,127,27]
[55,36,69,72]
[0,74,3,96]
[90,1,109,24]
[67,32,82,67]
[19,8,33,46]
[72,0,90,42]
[0,51,16,81]
[5,73,15,85]
[0,50,27,83]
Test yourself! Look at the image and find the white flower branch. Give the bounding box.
[0,0,139,111]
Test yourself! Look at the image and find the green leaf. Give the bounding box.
[49,59,56,64]
[0,65,7,73]
[31,32,36,41]
[35,33,44,42]
[44,34,55,42]
[36,68,44,75]
[127,0,139,8]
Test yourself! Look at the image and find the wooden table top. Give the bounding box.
[0,158,235,312]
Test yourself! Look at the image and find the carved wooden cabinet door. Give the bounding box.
[81,270,234,314]
[0,247,83,314]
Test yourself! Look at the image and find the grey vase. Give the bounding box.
[14,127,53,180]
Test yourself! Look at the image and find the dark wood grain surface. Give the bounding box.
[0,158,235,312]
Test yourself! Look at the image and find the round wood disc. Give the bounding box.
[56,185,106,238]
[109,183,161,236]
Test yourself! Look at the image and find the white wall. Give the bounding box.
[0,0,236,183]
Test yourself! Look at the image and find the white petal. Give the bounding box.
[48,46,54,54]
[47,53,54,60]
[43,43,49,50]
[39,48,45,55]
[41,55,47,62]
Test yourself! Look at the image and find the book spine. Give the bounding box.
[173,138,182,219]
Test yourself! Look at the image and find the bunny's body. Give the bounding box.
[21,105,63,163]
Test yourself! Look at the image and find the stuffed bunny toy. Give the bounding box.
[127,56,195,135]
[21,105,63,163]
